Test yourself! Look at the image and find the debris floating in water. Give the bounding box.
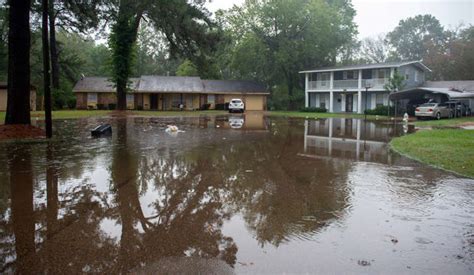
[165,125,185,135]
[245,170,253,173]
[91,124,112,137]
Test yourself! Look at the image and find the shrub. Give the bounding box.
[108,103,116,110]
[364,105,394,115]
[300,107,327,113]
[137,105,143,110]
[97,104,106,110]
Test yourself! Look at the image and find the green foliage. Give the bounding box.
[384,71,406,92]
[387,14,446,60]
[267,85,304,111]
[300,107,327,113]
[222,0,357,109]
[176,59,199,76]
[364,105,394,116]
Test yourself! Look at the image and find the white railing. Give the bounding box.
[308,78,389,90]
[362,78,388,89]
[308,81,330,90]
[333,79,359,89]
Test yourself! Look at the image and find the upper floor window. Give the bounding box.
[373,69,390,79]
[343,70,358,80]
[414,70,418,82]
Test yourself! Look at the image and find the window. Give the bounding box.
[405,68,410,80]
[87,93,97,103]
[414,70,418,82]
[207,94,215,104]
[317,73,330,87]
[343,70,358,80]
[376,93,384,107]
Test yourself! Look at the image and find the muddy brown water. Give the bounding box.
[0,114,472,274]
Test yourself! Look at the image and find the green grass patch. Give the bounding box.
[390,129,474,178]
[268,111,384,120]
[413,116,474,127]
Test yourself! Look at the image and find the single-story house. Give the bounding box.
[0,82,37,111]
[73,76,269,111]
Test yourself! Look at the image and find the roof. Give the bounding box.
[73,76,269,95]
[137,76,204,93]
[299,60,431,74]
[73,77,139,93]
[203,80,269,94]
[423,81,474,92]
[389,87,474,100]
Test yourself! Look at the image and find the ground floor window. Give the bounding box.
[87,93,97,103]
[320,94,327,109]
[376,93,384,107]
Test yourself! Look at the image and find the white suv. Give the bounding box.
[228,99,245,113]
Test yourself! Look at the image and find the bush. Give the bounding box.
[364,105,394,115]
[108,103,116,110]
[97,104,106,110]
[215,103,226,110]
[137,105,143,110]
[300,107,327,113]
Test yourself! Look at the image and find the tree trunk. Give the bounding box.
[42,0,52,138]
[5,0,32,125]
[48,0,60,90]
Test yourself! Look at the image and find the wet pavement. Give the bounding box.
[0,113,473,274]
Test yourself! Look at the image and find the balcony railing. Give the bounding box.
[308,78,389,90]
[363,78,388,89]
[308,81,330,90]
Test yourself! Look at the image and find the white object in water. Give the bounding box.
[166,125,179,132]
[403,113,409,122]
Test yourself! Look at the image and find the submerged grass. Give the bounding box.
[390,129,474,178]
[0,110,228,123]
[267,111,384,120]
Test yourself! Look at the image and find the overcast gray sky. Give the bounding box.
[205,0,474,38]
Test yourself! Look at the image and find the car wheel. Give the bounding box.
[436,112,441,120]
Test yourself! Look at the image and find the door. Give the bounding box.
[150,94,158,110]
[346,94,353,112]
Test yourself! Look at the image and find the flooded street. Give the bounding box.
[0,114,473,274]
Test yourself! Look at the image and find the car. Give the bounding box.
[228,99,245,113]
[415,102,453,120]
[228,117,244,129]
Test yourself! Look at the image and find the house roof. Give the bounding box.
[73,76,269,95]
[299,60,431,74]
[202,80,269,94]
[137,76,204,93]
[423,81,474,92]
[73,77,139,93]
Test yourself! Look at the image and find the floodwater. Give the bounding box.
[0,113,473,274]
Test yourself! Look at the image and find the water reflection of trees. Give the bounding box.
[4,117,444,272]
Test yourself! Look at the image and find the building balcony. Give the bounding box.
[308,78,389,91]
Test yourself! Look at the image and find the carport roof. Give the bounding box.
[389,87,474,101]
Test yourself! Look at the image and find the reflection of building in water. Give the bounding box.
[303,118,406,164]
[215,112,268,131]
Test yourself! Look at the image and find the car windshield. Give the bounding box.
[231,100,242,103]
[420,103,436,107]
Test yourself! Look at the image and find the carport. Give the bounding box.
[389,87,474,116]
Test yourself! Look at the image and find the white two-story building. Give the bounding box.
[300,61,430,114]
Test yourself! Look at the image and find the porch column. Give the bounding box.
[357,90,362,114]
[329,91,334,113]
[305,73,309,108]
[358,69,362,89]
[341,93,346,112]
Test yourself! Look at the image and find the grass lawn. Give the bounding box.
[267,111,384,120]
[412,116,474,127]
[390,129,474,178]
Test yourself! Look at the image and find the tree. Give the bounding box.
[387,14,446,60]
[176,59,198,76]
[223,0,357,109]
[109,0,219,110]
[360,34,391,63]
[5,0,32,124]
[424,25,474,80]
[41,0,52,137]
[384,71,406,92]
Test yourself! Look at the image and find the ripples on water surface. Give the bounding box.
[0,114,472,274]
